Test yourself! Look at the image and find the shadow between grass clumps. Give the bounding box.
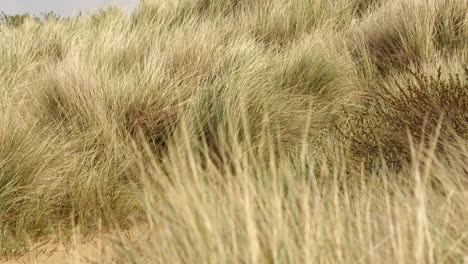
[337,66,467,171]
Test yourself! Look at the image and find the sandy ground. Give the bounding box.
[0,226,147,264]
[2,240,110,264]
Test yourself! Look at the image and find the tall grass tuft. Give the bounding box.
[0,0,466,262]
[109,126,468,264]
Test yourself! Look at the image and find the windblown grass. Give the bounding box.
[0,0,466,262]
[111,129,468,264]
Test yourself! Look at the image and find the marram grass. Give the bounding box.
[0,0,466,262]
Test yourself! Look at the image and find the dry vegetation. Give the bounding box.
[0,0,467,263]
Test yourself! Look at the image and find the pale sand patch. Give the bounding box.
[0,225,148,264]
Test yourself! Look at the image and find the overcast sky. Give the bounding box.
[0,0,139,17]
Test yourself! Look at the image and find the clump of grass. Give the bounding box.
[338,67,467,169]
[132,0,237,30]
[350,0,384,17]
[349,0,435,75]
[0,103,134,257]
[124,95,187,155]
[0,12,36,27]
[0,0,467,261]
[108,126,468,264]
[0,11,64,28]
[432,0,467,54]
[240,0,355,46]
